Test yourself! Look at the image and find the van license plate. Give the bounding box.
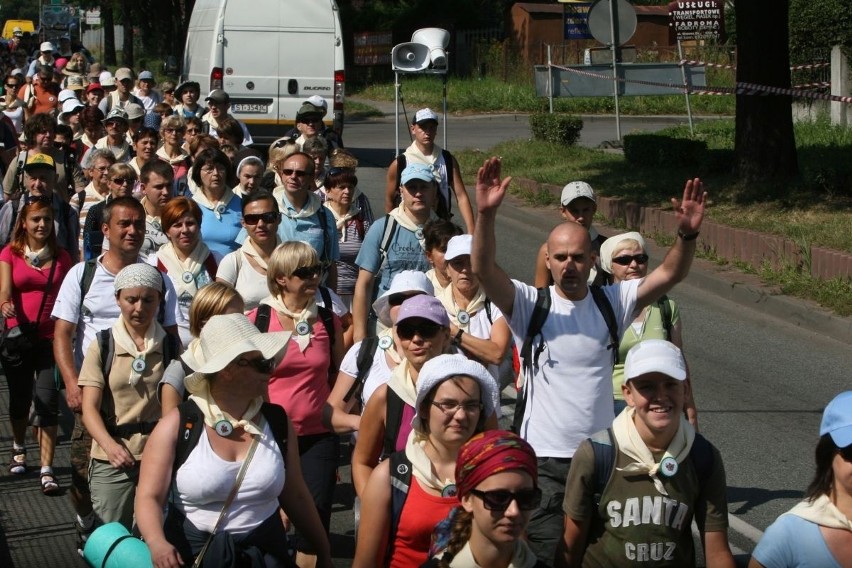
[233,103,268,113]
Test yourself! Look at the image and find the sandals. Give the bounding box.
[9,449,26,475]
[40,472,60,495]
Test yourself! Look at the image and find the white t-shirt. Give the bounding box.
[51,255,180,368]
[509,279,639,458]
[339,339,396,407]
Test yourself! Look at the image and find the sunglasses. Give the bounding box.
[281,168,309,178]
[5,83,17,89]
[243,211,280,225]
[611,253,649,266]
[389,293,417,307]
[111,177,132,186]
[291,264,322,279]
[271,136,295,149]
[469,488,543,512]
[840,446,852,462]
[397,320,444,340]
[237,356,275,373]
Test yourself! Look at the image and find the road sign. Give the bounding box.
[564,3,593,40]
[587,0,637,47]
[668,0,725,42]
[85,9,101,25]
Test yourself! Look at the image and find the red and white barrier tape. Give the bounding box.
[677,60,831,72]
[550,64,852,104]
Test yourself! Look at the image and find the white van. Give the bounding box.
[182,0,345,146]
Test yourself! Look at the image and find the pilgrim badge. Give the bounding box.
[296,321,311,336]
[659,456,678,477]
[182,271,195,284]
[457,310,471,325]
[30,256,42,267]
[214,420,234,437]
[415,229,424,240]
[131,357,147,374]
[378,335,394,350]
[441,484,458,498]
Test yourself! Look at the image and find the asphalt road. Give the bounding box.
[331,112,852,566]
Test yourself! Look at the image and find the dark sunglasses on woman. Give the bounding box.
[396,320,444,340]
[291,264,322,279]
[611,253,649,266]
[469,488,543,511]
[243,212,280,225]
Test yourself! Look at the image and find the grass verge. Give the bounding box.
[346,101,384,120]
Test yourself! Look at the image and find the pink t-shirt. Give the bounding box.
[247,306,341,437]
[0,246,72,339]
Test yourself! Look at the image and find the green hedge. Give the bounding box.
[529,113,583,146]
[623,133,707,167]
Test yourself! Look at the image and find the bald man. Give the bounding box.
[470,156,707,563]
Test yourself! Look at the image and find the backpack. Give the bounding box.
[513,287,674,434]
[315,205,332,270]
[342,335,380,404]
[253,299,336,358]
[382,388,406,459]
[394,151,455,220]
[172,398,289,479]
[95,328,179,439]
[588,428,715,529]
[79,258,168,324]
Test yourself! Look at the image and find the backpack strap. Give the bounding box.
[438,149,454,219]
[78,257,98,318]
[383,388,406,458]
[254,303,272,333]
[590,285,620,366]
[173,399,204,478]
[513,287,551,434]
[202,252,218,280]
[317,305,335,348]
[387,450,413,561]
[484,299,493,325]
[589,428,616,508]
[657,295,673,342]
[96,329,117,434]
[378,216,399,271]
[393,154,407,208]
[315,206,332,268]
[318,286,332,312]
[343,336,380,404]
[260,402,289,462]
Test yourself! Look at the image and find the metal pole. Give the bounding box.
[609,0,621,140]
[547,44,553,114]
[394,72,400,158]
[442,73,448,149]
[677,40,695,136]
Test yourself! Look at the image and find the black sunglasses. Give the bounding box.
[111,177,132,186]
[397,320,444,340]
[281,168,309,178]
[237,356,275,373]
[840,446,852,462]
[611,253,649,266]
[291,264,322,279]
[271,136,294,149]
[243,211,280,225]
[469,488,543,512]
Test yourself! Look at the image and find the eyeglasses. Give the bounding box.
[111,177,132,186]
[469,488,543,512]
[93,166,110,173]
[281,168,309,178]
[291,264,322,279]
[431,400,483,415]
[396,320,443,340]
[237,356,275,373]
[201,164,226,174]
[243,211,280,225]
[611,253,649,266]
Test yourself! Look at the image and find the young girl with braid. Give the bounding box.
[424,430,550,568]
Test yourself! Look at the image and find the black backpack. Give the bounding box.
[95,328,179,439]
[171,399,289,478]
[393,151,455,220]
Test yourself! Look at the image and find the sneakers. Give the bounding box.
[75,517,98,557]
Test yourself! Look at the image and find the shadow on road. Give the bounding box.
[727,486,804,515]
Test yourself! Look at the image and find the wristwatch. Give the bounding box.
[677,230,700,241]
[453,329,464,346]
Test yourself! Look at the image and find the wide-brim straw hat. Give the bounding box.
[183,313,290,394]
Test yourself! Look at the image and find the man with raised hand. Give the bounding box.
[470,156,707,564]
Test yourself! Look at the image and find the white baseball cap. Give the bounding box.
[560,181,597,206]
[413,108,439,124]
[444,234,472,261]
[624,340,687,384]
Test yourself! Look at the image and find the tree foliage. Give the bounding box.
[789,0,852,61]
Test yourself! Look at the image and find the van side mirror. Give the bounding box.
[163,56,179,76]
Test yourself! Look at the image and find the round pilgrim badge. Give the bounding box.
[214,203,226,219]
[457,310,471,325]
[415,229,424,240]
[131,357,147,374]
[378,335,394,350]
[151,220,162,232]
[659,456,678,478]
[441,484,458,498]
[296,321,311,336]
[182,271,195,284]
[30,256,42,267]
[214,420,234,437]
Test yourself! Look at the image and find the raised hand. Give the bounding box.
[671,178,707,235]
[475,157,512,214]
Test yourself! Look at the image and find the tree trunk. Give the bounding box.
[121,0,134,66]
[734,0,798,184]
[102,3,116,66]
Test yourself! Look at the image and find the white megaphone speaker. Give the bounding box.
[392,42,430,72]
[411,28,450,68]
